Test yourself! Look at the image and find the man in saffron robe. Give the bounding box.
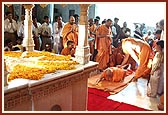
[95,64,133,84]
[61,40,75,57]
[120,37,152,81]
[95,19,113,71]
[61,16,78,49]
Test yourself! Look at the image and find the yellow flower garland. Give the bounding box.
[5,51,79,82]
[8,64,48,82]
[4,51,22,58]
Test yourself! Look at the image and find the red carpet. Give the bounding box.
[115,102,149,111]
[87,88,150,111]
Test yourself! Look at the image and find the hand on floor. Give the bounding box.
[132,77,138,82]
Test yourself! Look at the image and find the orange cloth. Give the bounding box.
[109,45,136,70]
[95,24,112,70]
[127,56,136,70]
[109,47,123,67]
[109,53,116,67]
[61,47,71,55]
[157,94,164,110]
[122,38,151,79]
[61,47,75,57]
[160,94,164,104]
[102,67,133,82]
[61,23,78,48]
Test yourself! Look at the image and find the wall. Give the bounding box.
[54,4,96,23]
[4,4,95,24]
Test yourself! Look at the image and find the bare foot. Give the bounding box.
[157,103,164,111]
[147,93,156,98]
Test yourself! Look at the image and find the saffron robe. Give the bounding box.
[109,45,136,70]
[95,24,112,70]
[61,23,78,48]
[122,38,151,79]
[101,67,133,82]
[61,47,75,57]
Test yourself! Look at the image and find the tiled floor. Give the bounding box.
[107,77,160,111]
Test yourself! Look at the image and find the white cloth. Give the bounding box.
[17,22,24,37]
[32,22,42,37]
[52,22,65,53]
[112,26,117,37]
[4,18,17,33]
[53,22,64,37]
[160,30,164,41]
[39,22,53,36]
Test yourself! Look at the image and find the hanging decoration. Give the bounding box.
[60,4,67,7]
[40,4,48,8]
[5,4,12,7]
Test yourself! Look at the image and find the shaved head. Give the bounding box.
[69,16,75,25]
[105,68,113,81]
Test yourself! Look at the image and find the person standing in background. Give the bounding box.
[61,16,78,49]
[95,19,113,71]
[53,16,65,54]
[39,16,53,51]
[147,40,164,98]
[113,17,121,48]
[4,12,18,45]
[17,15,25,40]
[159,19,164,41]
[32,16,42,51]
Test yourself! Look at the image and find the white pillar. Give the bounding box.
[22,4,35,51]
[4,59,8,86]
[75,4,91,65]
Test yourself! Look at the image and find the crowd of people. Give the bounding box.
[91,17,165,111]
[4,11,165,110]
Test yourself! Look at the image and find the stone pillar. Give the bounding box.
[22,4,35,51]
[75,4,91,65]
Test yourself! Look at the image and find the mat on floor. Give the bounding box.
[88,72,135,94]
[87,87,150,111]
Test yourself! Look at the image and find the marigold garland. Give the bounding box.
[23,51,52,58]
[39,55,72,61]
[37,61,78,70]
[7,64,48,82]
[5,51,79,82]
[4,51,22,58]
